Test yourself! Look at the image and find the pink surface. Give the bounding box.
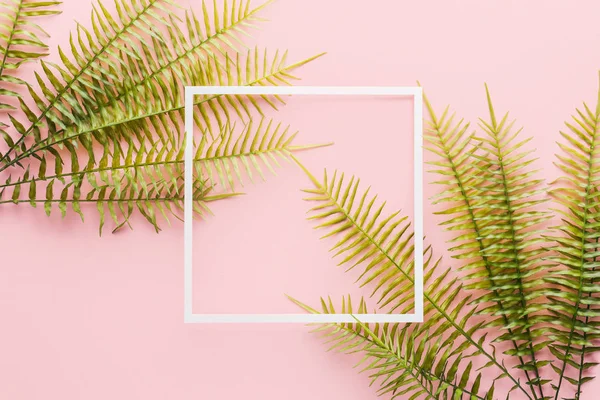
[3,0,600,399]
[194,96,414,314]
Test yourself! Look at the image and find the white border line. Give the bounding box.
[184,86,423,324]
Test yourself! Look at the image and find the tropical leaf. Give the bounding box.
[0,0,322,167]
[1,118,324,233]
[1,166,228,235]
[1,0,178,165]
[473,86,552,396]
[289,294,495,400]
[196,118,332,191]
[424,87,552,399]
[545,75,600,399]
[0,0,61,110]
[291,160,534,400]
[4,48,321,178]
[0,0,324,233]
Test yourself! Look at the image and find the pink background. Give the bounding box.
[3,0,600,399]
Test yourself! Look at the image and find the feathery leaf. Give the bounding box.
[546,73,600,399]
[291,160,534,400]
[0,0,61,110]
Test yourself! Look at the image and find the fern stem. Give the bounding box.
[575,208,600,397]
[424,95,539,399]
[0,191,235,205]
[115,0,273,97]
[0,141,323,190]
[357,324,487,400]
[553,111,599,400]
[0,0,24,82]
[0,190,238,205]
[576,260,597,398]
[294,156,533,400]
[292,300,487,400]
[343,327,438,399]
[0,196,186,204]
[0,0,169,167]
[487,108,545,400]
[0,56,316,174]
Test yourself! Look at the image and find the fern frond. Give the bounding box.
[1,119,323,232]
[117,0,276,97]
[3,48,321,174]
[468,86,552,397]
[0,0,324,232]
[196,119,332,191]
[0,167,225,235]
[0,0,179,166]
[289,294,495,400]
[0,0,60,110]
[424,92,551,399]
[292,160,534,400]
[545,74,600,399]
[0,0,321,170]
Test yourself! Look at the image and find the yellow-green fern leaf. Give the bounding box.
[290,160,534,400]
[289,294,495,400]
[0,0,61,110]
[424,91,551,398]
[546,73,600,399]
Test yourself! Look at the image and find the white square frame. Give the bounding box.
[184,86,423,323]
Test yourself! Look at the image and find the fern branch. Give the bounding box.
[0,0,60,110]
[0,170,224,234]
[0,0,176,166]
[1,49,323,175]
[2,120,326,232]
[424,93,543,399]
[0,124,327,192]
[53,0,276,126]
[473,85,551,398]
[289,295,491,400]
[119,0,275,96]
[546,74,600,399]
[292,158,534,400]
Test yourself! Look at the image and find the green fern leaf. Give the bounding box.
[289,291,496,400]
[0,0,324,233]
[5,48,322,175]
[291,160,534,400]
[196,118,332,191]
[474,86,551,397]
[0,0,323,170]
[1,120,325,233]
[545,74,600,399]
[0,0,61,110]
[424,87,551,399]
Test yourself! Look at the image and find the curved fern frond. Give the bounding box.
[4,47,321,174]
[292,160,534,400]
[546,75,600,399]
[1,119,324,233]
[0,0,178,166]
[0,167,227,235]
[424,92,550,399]
[0,0,60,110]
[289,294,495,400]
[0,0,324,233]
[116,0,276,99]
[0,0,322,170]
[196,119,332,191]
[470,86,552,397]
